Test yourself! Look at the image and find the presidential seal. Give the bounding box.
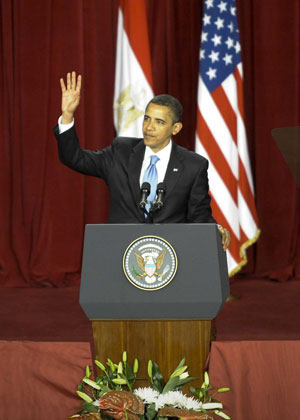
[123,236,177,291]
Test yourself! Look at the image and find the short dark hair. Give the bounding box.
[146,94,183,123]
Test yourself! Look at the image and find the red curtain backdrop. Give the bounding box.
[1,0,299,286]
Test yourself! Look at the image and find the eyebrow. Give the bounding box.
[144,114,166,123]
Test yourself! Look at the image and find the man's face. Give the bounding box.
[142,103,182,153]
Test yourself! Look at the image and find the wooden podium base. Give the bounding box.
[92,319,215,386]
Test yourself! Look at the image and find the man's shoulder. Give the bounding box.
[174,143,208,165]
[112,136,143,148]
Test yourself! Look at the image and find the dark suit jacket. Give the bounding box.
[54,125,215,224]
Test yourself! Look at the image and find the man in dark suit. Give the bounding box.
[54,72,230,250]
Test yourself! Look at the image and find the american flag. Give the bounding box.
[195,0,260,276]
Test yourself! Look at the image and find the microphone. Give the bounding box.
[155,182,166,209]
[139,182,151,210]
[151,182,166,213]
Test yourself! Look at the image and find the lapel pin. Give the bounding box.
[173,168,178,172]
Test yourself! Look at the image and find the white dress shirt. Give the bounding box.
[139,141,172,186]
[58,116,74,134]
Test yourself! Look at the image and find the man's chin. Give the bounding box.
[143,137,154,146]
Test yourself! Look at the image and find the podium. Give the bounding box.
[80,223,229,384]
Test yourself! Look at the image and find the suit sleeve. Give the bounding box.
[53,124,114,182]
[186,158,216,223]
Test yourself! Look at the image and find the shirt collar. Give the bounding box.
[144,140,172,161]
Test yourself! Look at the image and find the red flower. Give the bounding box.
[99,391,144,420]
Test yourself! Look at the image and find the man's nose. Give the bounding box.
[147,120,155,130]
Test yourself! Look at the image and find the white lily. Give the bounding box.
[170,365,188,378]
[214,410,231,419]
[94,360,106,372]
[112,378,127,384]
[117,361,123,374]
[133,358,139,374]
[202,402,223,409]
[76,391,93,403]
[82,378,101,390]
[204,371,210,386]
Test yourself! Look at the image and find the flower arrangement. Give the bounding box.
[68,352,230,420]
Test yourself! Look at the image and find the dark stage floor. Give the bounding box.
[1,279,300,342]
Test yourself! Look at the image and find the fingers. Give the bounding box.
[217,225,231,251]
[60,77,66,92]
[60,71,82,92]
[71,71,76,90]
[76,74,82,93]
[222,228,231,250]
[67,72,71,90]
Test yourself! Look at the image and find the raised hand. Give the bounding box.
[60,71,82,124]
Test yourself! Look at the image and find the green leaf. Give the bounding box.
[190,386,208,400]
[145,403,157,420]
[162,376,180,393]
[81,402,98,413]
[123,351,127,362]
[97,382,111,394]
[78,383,84,392]
[124,362,135,383]
[177,375,198,387]
[217,387,230,393]
[150,360,165,393]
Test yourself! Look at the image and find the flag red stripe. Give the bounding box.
[240,226,249,245]
[212,76,258,224]
[120,0,153,87]
[197,108,238,203]
[211,85,237,144]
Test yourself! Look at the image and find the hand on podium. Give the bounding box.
[217,225,231,251]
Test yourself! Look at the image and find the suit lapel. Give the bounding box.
[163,142,184,196]
[128,140,145,206]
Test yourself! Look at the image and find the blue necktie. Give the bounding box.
[143,155,160,213]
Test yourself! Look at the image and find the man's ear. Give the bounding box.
[172,122,183,136]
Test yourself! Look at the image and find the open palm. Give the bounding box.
[60,72,82,120]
